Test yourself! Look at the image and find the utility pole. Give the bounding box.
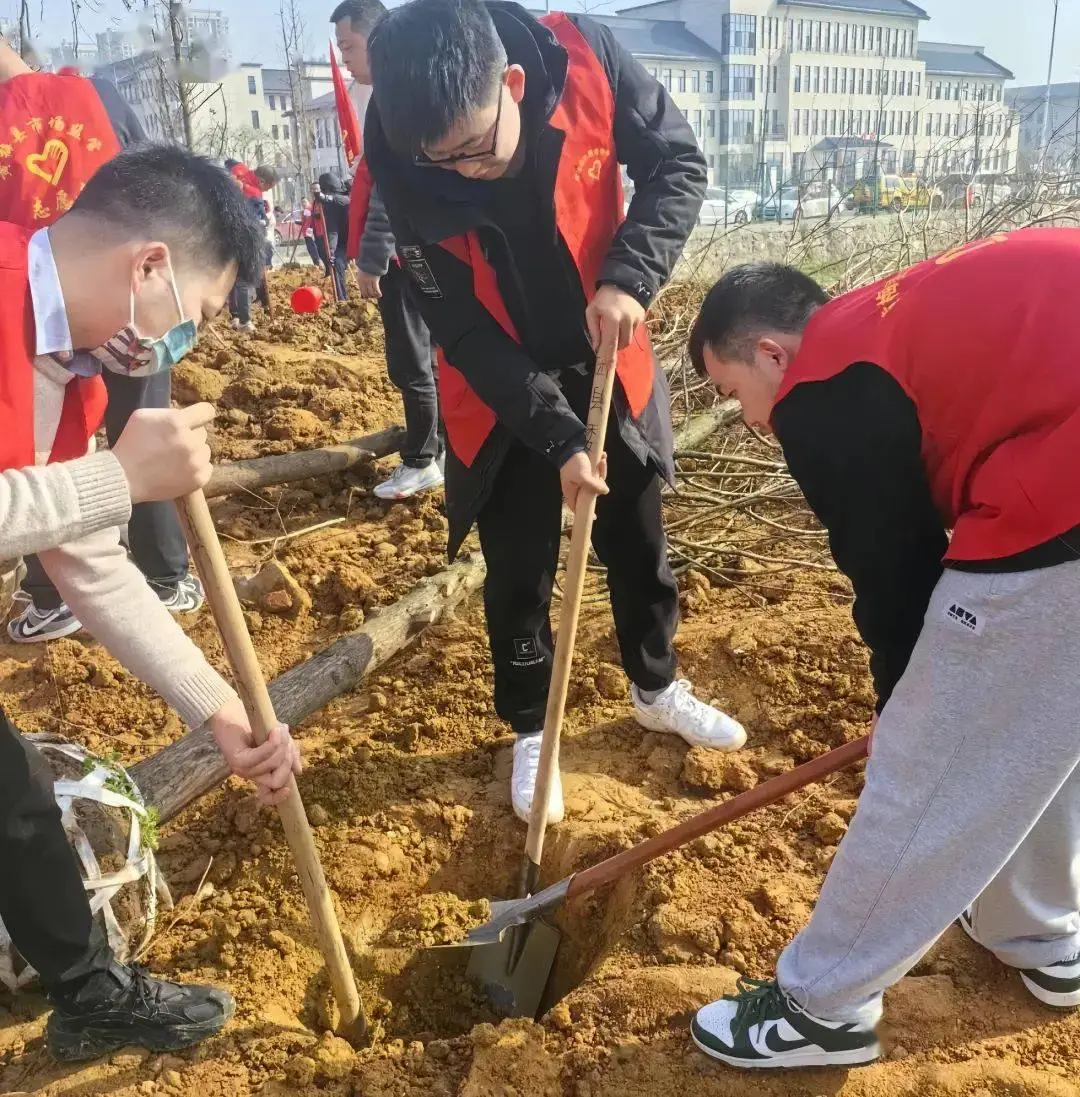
[1039,0,1060,169]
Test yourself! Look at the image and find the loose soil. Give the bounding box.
[1,273,1077,1096]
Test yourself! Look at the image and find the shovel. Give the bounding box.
[176,489,368,1043]
[451,335,620,1017]
[444,735,869,1017]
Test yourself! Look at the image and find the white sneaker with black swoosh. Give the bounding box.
[7,598,82,643]
[691,978,881,1069]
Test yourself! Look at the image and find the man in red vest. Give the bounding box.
[0,43,207,642]
[331,0,443,502]
[0,144,300,1060]
[686,231,1080,1069]
[365,0,748,823]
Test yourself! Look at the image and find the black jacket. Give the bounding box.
[91,76,145,147]
[317,171,351,238]
[365,2,706,556]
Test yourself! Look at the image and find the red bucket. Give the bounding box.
[290,285,324,314]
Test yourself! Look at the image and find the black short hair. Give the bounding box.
[368,0,506,154]
[330,0,386,35]
[70,145,264,284]
[689,262,829,374]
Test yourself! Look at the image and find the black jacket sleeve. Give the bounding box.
[772,363,947,711]
[385,217,587,463]
[570,16,707,307]
[91,77,146,147]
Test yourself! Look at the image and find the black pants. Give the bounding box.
[326,232,348,301]
[0,706,113,989]
[229,282,252,324]
[304,236,322,267]
[378,263,441,467]
[476,411,678,736]
[24,370,190,612]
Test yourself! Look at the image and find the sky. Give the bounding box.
[6,0,1079,88]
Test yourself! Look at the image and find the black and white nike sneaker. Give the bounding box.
[155,574,206,614]
[7,598,82,643]
[959,908,1080,1009]
[691,978,881,1069]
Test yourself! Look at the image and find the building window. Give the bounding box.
[795,19,804,49]
[284,124,290,139]
[812,109,820,136]
[812,20,821,51]
[693,109,702,137]
[794,66,802,93]
[812,66,820,93]
[721,63,755,100]
[793,111,801,136]
[720,109,755,144]
[691,69,701,93]
[707,153,715,169]
[247,75,257,94]
[267,93,275,110]
[676,69,686,92]
[271,124,279,139]
[772,67,778,93]
[705,69,714,93]
[803,108,810,134]
[706,109,716,137]
[662,68,673,91]
[874,26,882,53]
[251,109,260,129]
[840,67,847,94]
[829,109,836,133]
[722,13,756,55]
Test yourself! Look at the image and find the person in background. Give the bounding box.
[225,159,276,331]
[312,170,352,302]
[310,182,333,277]
[333,0,444,501]
[0,144,301,1061]
[687,233,1080,1069]
[365,0,747,823]
[300,198,322,267]
[0,41,207,639]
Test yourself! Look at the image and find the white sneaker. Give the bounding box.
[511,733,564,824]
[632,679,747,751]
[959,908,1080,1009]
[237,321,255,333]
[7,598,82,643]
[692,978,881,1069]
[373,461,444,501]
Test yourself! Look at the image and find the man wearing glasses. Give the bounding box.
[365,0,747,823]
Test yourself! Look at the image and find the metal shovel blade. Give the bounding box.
[464,909,563,1018]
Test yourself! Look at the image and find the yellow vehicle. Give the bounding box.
[853,173,943,212]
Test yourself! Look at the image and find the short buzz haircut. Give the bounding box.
[689,262,829,374]
[69,145,265,285]
[330,0,387,35]
[368,0,506,154]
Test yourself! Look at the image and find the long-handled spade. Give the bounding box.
[176,489,368,1043]
[451,334,621,1018]
[445,734,870,1018]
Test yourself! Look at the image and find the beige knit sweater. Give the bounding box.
[0,357,238,729]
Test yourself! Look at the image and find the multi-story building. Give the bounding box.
[606,0,1017,189]
[1006,81,1080,173]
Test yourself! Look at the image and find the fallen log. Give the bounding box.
[131,552,486,822]
[204,425,405,500]
[134,404,740,823]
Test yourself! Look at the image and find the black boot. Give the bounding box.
[46,961,234,1062]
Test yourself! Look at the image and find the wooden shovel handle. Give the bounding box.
[523,337,620,876]
[176,489,365,1037]
[566,736,869,900]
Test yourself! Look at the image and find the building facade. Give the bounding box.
[1006,82,1080,173]
[608,0,1018,189]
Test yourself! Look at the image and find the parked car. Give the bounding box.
[758,183,843,220]
[853,173,943,212]
[699,186,756,227]
[274,207,305,244]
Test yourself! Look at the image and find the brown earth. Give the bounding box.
[1,273,1077,1096]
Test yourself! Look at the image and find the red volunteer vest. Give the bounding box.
[776,228,1080,561]
[0,223,107,471]
[0,71,120,228]
[435,12,655,467]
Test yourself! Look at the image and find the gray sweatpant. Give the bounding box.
[777,559,1080,1026]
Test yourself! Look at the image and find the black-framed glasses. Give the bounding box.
[414,83,504,168]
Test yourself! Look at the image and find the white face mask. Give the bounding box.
[90,262,198,377]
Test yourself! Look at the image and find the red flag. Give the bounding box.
[329,43,361,168]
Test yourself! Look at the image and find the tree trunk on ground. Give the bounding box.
[204,426,404,499]
[133,403,738,822]
[132,553,486,821]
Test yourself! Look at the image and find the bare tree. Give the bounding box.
[279,0,313,188]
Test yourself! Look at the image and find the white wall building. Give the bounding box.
[607,0,1018,188]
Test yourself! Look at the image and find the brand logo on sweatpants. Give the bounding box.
[945,602,982,634]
